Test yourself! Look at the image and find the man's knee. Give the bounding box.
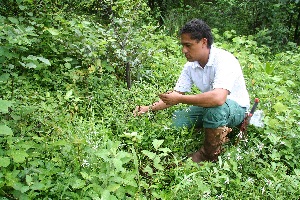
[203,106,228,128]
[171,106,204,129]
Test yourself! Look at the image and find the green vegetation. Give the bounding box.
[0,0,299,199]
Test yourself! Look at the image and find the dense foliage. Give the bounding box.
[158,0,300,52]
[1,0,300,199]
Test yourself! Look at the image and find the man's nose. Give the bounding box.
[182,46,188,53]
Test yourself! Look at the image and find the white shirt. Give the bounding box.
[174,46,250,109]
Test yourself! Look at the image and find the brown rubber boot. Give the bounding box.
[189,126,232,163]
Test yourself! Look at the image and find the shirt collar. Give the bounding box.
[191,45,215,69]
[206,45,215,67]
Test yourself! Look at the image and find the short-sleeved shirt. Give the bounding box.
[174,46,250,109]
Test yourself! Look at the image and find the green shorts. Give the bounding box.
[172,99,246,129]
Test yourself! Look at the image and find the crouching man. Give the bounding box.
[133,19,249,163]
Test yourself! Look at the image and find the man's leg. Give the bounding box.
[171,99,246,130]
[171,106,205,129]
[183,99,246,163]
[190,126,232,162]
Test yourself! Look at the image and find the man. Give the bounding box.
[133,19,250,163]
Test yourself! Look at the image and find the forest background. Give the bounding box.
[0,0,300,199]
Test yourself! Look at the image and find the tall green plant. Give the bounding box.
[105,0,173,88]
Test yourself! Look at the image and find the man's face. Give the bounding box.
[180,33,207,62]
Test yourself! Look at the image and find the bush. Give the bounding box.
[0,0,299,199]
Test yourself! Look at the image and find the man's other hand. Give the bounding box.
[159,91,182,105]
[133,105,149,117]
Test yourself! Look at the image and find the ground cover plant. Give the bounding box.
[1,0,300,199]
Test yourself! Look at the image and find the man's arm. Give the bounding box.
[159,88,228,107]
[133,91,185,116]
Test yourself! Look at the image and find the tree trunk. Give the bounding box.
[294,3,300,44]
[125,62,131,89]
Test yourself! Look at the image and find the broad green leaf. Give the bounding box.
[101,190,118,200]
[26,62,37,69]
[37,57,51,66]
[82,21,91,25]
[268,134,281,145]
[123,179,137,187]
[270,150,281,160]
[64,63,71,69]
[8,17,19,24]
[11,150,29,163]
[0,99,13,113]
[19,5,27,10]
[101,190,111,200]
[30,182,45,191]
[158,147,171,153]
[152,139,164,150]
[32,136,44,141]
[63,57,73,62]
[95,149,110,161]
[71,178,85,189]
[107,184,120,192]
[0,47,4,56]
[103,61,114,72]
[267,118,279,128]
[294,169,300,177]
[223,161,230,171]
[116,151,132,164]
[153,157,164,170]
[265,62,274,74]
[109,176,124,184]
[19,61,26,67]
[0,73,10,82]
[47,28,60,35]
[232,37,245,44]
[64,90,73,100]
[273,102,288,113]
[26,175,33,185]
[95,59,101,67]
[12,182,24,191]
[143,165,153,175]
[5,170,20,185]
[270,76,282,83]
[229,159,238,172]
[80,172,92,181]
[52,140,68,146]
[286,80,295,87]
[141,150,156,160]
[113,158,124,172]
[18,141,36,150]
[106,65,114,72]
[0,157,10,167]
[27,55,38,60]
[0,125,13,136]
[19,185,29,193]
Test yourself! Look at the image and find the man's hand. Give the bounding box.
[159,91,182,105]
[133,105,149,117]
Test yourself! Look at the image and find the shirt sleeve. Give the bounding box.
[174,64,193,92]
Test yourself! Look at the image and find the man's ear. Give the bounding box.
[202,38,208,45]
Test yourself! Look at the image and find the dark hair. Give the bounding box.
[179,19,214,48]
